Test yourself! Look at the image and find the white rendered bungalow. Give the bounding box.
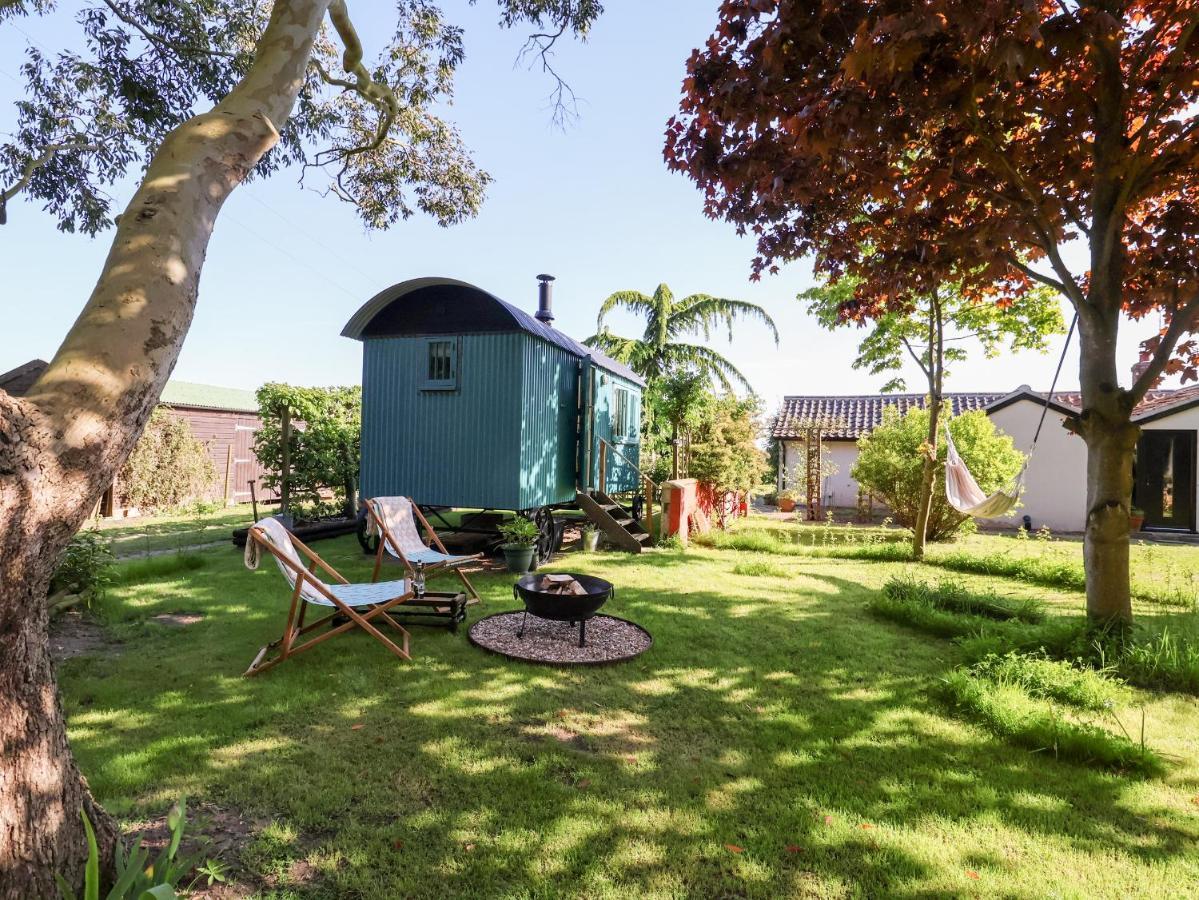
[773,381,1199,535]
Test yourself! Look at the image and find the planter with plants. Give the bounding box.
[499,517,539,573]
[581,523,601,552]
[1129,506,1145,532]
[778,490,797,513]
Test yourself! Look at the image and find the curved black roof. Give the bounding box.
[341,277,645,386]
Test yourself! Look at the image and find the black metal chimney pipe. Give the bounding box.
[536,274,555,325]
[537,278,553,330]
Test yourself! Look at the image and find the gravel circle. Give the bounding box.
[469,611,652,665]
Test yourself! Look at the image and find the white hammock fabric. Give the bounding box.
[944,428,1024,519]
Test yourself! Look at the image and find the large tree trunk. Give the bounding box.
[1075,310,1138,624]
[0,3,329,895]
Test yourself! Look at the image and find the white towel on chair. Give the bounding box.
[245,516,326,602]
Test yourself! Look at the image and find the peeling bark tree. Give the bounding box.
[0,1,601,894]
[666,0,1199,624]
[0,5,331,893]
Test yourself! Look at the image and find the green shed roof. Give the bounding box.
[159,380,259,413]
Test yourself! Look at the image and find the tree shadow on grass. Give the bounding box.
[58,540,1199,898]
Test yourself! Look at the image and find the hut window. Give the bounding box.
[612,386,636,441]
[421,338,458,390]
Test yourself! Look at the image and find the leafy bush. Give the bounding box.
[687,394,769,494]
[255,383,361,515]
[656,533,685,551]
[51,531,114,608]
[118,408,217,512]
[499,516,539,548]
[969,652,1127,711]
[940,670,1161,774]
[852,407,1023,541]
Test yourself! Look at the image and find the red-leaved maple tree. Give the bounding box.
[666,0,1199,623]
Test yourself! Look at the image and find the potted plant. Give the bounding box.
[581,522,601,552]
[778,490,797,513]
[1129,505,1146,532]
[499,516,539,573]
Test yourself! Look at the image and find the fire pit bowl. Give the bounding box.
[513,573,613,646]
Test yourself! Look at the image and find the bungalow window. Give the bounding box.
[421,338,458,390]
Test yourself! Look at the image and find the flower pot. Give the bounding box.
[1129,514,1145,533]
[582,530,601,552]
[502,544,536,574]
[779,498,796,513]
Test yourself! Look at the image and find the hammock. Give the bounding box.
[943,311,1078,520]
[944,428,1025,518]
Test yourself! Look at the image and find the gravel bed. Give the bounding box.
[469,611,652,665]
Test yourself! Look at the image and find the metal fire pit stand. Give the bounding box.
[516,608,593,648]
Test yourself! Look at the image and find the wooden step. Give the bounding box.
[593,491,652,535]
[576,491,646,553]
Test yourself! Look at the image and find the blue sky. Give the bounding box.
[0,1,1171,413]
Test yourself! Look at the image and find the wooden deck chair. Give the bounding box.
[364,497,482,603]
[243,517,414,676]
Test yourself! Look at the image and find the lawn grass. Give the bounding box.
[111,552,208,585]
[60,528,1199,898]
[717,519,1199,609]
[939,671,1161,775]
[968,652,1129,712]
[97,504,259,557]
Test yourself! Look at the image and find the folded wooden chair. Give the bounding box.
[243,516,414,676]
[364,497,482,603]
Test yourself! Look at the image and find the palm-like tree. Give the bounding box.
[584,283,779,390]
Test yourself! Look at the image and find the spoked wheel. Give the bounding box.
[532,505,557,564]
[356,509,379,555]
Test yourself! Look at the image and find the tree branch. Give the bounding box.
[900,335,930,381]
[1005,254,1071,296]
[314,0,401,165]
[100,0,235,60]
[516,23,578,129]
[2,141,102,223]
[1130,297,1199,403]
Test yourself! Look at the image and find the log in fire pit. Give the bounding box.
[513,573,613,647]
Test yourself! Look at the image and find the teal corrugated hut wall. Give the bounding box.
[361,332,594,510]
[360,333,529,509]
[517,339,580,509]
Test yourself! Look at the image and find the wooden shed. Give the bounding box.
[0,360,275,517]
[342,276,650,552]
